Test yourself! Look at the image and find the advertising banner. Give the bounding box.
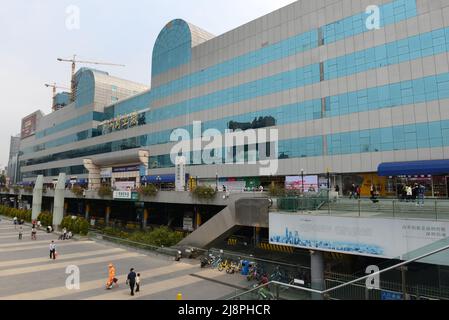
[175,156,186,191]
[269,213,449,260]
[285,175,318,192]
[21,113,37,139]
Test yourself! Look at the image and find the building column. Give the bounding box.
[31,175,44,220]
[105,206,111,226]
[85,203,90,221]
[196,211,202,229]
[53,173,66,230]
[311,250,325,300]
[143,208,148,228]
[255,226,261,247]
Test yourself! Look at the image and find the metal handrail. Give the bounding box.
[226,280,322,300]
[88,230,181,256]
[209,247,311,270]
[227,243,449,300]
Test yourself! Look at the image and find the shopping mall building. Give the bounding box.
[13,0,449,198]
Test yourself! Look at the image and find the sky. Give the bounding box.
[0,0,296,169]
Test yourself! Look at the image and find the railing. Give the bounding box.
[87,230,182,259]
[275,190,331,212]
[273,196,449,221]
[225,243,449,300]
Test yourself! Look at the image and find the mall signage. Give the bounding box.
[100,111,146,135]
[112,165,140,173]
[113,191,139,201]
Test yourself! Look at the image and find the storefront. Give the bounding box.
[111,165,142,191]
[378,160,449,198]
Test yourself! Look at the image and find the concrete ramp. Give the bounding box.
[179,197,270,248]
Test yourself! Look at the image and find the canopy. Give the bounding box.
[378,160,449,176]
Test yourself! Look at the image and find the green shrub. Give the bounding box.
[137,184,158,197]
[23,186,33,193]
[78,219,90,235]
[71,185,85,198]
[0,205,32,222]
[192,185,217,199]
[98,185,113,198]
[37,211,53,227]
[269,184,286,197]
[13,186,20,193]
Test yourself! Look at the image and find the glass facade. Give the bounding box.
[17,0,449,190]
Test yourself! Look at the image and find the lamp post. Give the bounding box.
[156,176,161,191]
[216,172,219,192]
[301,169,304,194]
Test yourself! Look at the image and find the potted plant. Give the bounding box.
[71,185,85,198]
[137,184,158,197]
[97,185,113,198]
[192,185,217,200]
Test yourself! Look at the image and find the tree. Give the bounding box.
[0,175,6,186]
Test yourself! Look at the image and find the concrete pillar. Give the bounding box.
[143,208,148,228]
[196,211,202,229]
[85,203,90,221]
[311,250,325,300]
[255,226,261,246]
[31,175,44,220]
[52,173,66,230]
[105,206,111,226]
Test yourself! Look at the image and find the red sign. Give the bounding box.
[21,114,37,139]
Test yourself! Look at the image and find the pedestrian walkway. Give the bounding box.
[0,217,250,300]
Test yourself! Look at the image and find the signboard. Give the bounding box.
[175,156,186,191]
[269,213,449,261]
[100,111,146,135]
[285,175,318,192]
[21,113,37,139]
[381,291,403,300]
[113,191,132,199]
[113,191,139,201]
[113,165,140,173]
[114,181,136,191]
[183,216,194,231]
[100,168,112,178]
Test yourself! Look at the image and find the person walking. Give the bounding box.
[126,268,137,296]
[18,226,23,240]
[349,184,356,199]
[31,225,37,240]
[406,185,413,202]
[135,273,141,293]
[49,241,56,260]
[106,264,118,289]
[13,216,18,229]
[417,184,426,207]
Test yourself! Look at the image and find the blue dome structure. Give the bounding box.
[151,19,214,77]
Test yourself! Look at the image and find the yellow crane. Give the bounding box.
[44,83,70,111]
[57,54,125,102]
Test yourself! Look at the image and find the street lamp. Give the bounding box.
[156,176,161,191]
[301,169,304,194]
[216,172,219,192]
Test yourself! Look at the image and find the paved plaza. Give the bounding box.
[0,217,250,300]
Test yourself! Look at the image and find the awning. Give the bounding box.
[378,160,449,176]
[141,174,189,184]
[141,174,175,184]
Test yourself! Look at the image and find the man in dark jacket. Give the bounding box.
[126,268,137,296]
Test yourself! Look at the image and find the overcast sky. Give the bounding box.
[0,0,296,169]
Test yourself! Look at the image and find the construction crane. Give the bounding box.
[45,83,70,111]
[57,54,125,102]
